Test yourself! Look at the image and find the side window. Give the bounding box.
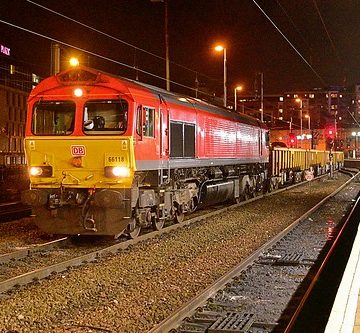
[265,131,270,147]
[170,121,195,158]
[143,106,155,137]
[136,105,142,135]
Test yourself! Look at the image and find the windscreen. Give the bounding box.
[84,99,128,135]
[32,101,75,135]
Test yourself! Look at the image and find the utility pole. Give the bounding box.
[260,72,264,122]
[151,0,170,91]
[164,0,170,91]
[50,43,61,75]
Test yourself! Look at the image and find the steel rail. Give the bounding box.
[283,194,360,332]
[0,237,69,264]
[147,171,360,333]
[0,172,350,295]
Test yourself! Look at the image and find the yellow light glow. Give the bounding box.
[74,88,83,97]
[112,166,130,177]
[69,57,80,67]
[30,166,42,176]
[305,114,309,119]
[295,98,301,103]
[235,86,243,91]
[214,45,224,52]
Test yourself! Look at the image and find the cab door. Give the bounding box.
[160,103,169,160]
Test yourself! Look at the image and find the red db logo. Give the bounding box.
[71,145,86,156]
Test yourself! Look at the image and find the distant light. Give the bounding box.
[214,45,224,52]
[74,88,83,97]
[278,136,283,140]
[352,132,356,136]
[235,85,243,91]
[69,57,80,67]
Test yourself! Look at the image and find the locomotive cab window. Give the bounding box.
[84,99,128,134]
[32,101,75,135]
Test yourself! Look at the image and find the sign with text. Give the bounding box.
[1,45,10,56]
[71,145,86,156]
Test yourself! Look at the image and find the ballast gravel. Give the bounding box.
[0,173,355,332]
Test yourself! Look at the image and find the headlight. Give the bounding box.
[29,166,53,177]
[104,166,130,178]
[112,166,130,177]
[30,166,42,176]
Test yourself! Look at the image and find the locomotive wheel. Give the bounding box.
[152,213,164,231]
[174,211,184,223]
[126,218,141,239]
[244,185,254,200]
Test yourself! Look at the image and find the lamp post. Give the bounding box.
[305,114,312,149]
[214,45,227,107]
[295,98,303,137]
[234,85,243,112]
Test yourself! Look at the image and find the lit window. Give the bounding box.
[309,94,315,99]
[279,96,283,101]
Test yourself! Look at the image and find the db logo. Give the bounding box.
[71,145,86,156]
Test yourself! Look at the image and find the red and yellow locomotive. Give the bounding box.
[21,66,343,237]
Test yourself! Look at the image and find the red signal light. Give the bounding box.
[326,128,335,139]
[288,133,296,147]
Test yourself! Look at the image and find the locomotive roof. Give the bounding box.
[123,77,266,128]
[36,66,266,129]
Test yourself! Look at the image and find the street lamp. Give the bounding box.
[214,45,227,107]
[69,57,79,67]
[234,85,243,112]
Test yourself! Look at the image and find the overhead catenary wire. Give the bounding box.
[252,0,327,87]
[25,0,221,84]
[275,0,313,55]
[312,0,344,70]
[0,19,220,100]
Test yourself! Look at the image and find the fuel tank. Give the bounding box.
[198,180,235,208]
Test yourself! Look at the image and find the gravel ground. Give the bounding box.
[0,173,354,333]
[0,218,58,255]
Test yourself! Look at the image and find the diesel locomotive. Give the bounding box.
[21,66,343,237]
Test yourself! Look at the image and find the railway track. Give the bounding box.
[0,172,352,297]
[0,201,31,222]
[0,171,356,332]
[148,172,360,333]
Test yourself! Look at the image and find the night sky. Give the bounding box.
[1,0,360,97]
